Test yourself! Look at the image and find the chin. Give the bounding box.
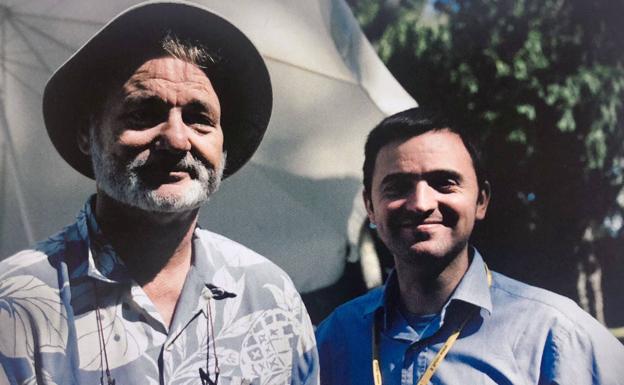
[406,246,447,261]
[406,238,469,264]
[139,182,211,212]
[101,179,209,213]
[393,237,453,260]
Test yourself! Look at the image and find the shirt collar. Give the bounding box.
[190,229,217,285]
[361,269,398,328]
[364,247,493,325]
[172,229,223,318]
[164,230,215,335]
[444,249,492,316]
[75,196,228,289]
[79,195,132,283]
[167,229,238,338]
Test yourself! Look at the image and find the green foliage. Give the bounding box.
[346,0,427,43]
[348,0,382,27]
[349,0,624,296]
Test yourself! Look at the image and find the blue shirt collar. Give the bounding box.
[446,249,492,316]
[363,248,493,325]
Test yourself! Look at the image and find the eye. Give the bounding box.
[183,111,215,128]
[382,179,412,198]
[121,105,165,128]
[429,175,459,192]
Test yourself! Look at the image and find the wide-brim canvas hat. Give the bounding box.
[43,0,272,179]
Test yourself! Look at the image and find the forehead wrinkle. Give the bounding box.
[124,76,215,96]
[122,78,218,114]
[129,58,213,86]
[127,74,214,89]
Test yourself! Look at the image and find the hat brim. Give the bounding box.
[43,0,272,179]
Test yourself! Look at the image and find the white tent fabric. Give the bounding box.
[0,0,416,292]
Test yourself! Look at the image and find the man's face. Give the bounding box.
[89,56,225,212]
[364,129,489,265]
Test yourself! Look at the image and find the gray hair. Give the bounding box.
[161,33,219,68]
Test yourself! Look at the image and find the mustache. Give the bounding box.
[128,152,211,178]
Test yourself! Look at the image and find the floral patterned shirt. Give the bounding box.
[0,198,319,385]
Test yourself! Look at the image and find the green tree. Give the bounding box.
[349,0,624,326]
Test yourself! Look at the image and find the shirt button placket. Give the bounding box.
[402,346,414,385]
[162,341,174,384]
[416,347,429,382]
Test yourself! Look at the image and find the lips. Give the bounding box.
[162,170,190,183]
[138,161,198,187]
[399,220,443,228]
[169,165,198,178]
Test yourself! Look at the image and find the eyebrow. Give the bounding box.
[121,94,167,109]
[380,169,464,186]
[184,100,217,116]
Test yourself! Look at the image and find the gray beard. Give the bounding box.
[89,134,225,213]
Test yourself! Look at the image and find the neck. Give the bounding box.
[394,247,470,315]
[94,191,198,286]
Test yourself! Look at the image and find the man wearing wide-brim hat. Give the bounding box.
[0,2,319,384]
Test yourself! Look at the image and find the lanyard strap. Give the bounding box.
[372,265,492,385]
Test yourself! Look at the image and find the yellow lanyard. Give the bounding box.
[372,265,492,385]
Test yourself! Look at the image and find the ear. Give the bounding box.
[476,181,491,220]
[363,188,376,225]
[77,124,91,156]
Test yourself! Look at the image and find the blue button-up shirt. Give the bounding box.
[0,198,319,385]
[316,250,624,385]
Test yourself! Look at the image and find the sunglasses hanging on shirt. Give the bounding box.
[93,282,235,385]
[93,281,117,385]
[199,289,219,385]
[199,284,237,385]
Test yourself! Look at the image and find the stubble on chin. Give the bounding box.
[389,229,468,271]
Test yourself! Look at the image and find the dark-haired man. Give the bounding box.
[0,2,318,384]
[316,107,624,385]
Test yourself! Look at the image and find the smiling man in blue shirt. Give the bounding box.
[315,107,624,385]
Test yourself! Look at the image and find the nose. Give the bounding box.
[155,109,191,153]
[405,181,436,213]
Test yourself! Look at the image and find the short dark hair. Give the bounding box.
[363,107,487,194]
